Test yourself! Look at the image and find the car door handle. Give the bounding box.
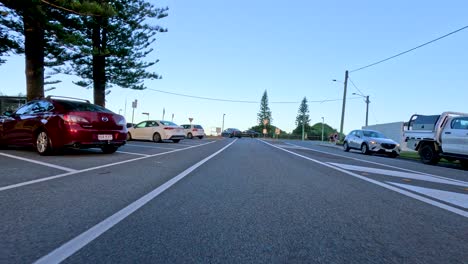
[444,132,451,134]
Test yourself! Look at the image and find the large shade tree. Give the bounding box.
[0,0,113,100]
[55,0,168,106]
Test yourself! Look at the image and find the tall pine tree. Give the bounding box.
[56,0,168,106]
[293,97,310,135]
[0,0,113,100]
[257,90,272,128]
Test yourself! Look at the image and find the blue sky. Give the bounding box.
[1,0,467,135]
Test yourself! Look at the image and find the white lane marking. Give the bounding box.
[174,142,203,146]
[125,144,178,150]
[116,151,150,157]
[0,152,77,172]
[387,182,468,209]
[276,144,307,150]
[33,139,237,264]
[328,163,468,187]
[285,142,468,186]
[260,140,468,218]
[0,141,216,192]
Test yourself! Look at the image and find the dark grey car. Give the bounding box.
[343,129,400,157]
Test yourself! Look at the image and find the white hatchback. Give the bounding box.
[127,120,185,143]
[181,124,205,139]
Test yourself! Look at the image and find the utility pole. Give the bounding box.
[131,99,137,124]
[365,95,370,127]
[222,114,225,133]
[301,115,305,141]
[321,117,324,142]
[339,70,349,142]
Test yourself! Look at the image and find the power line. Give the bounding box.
[350,25,468,73]
[348,77,365,96]
[147,88,361,104]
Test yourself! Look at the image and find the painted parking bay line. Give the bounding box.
[116,151,150,157]
[388,182,468,209]
[328,162,468,187]
[0,141,217,192]
[125,144,178,150]
[260,140,468,218]
[33,139,237,264]
[0,152,77,172]
[285,142,468,186]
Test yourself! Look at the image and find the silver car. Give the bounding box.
[343,129,400,157]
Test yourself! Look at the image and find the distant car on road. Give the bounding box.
[242,130,261,138]
[0,96,127,155]
[343,129,400,157]
[127,120,185,143]
[181,124,205,139]
[221,128,242,138]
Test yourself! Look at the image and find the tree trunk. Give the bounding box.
[23,7,45,101]
[92,19,106,107]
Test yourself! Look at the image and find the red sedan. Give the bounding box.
[0,96,127,155]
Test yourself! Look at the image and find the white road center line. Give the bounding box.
[328,162,468,187]
[0,141,216,192]
[116,151,150,157]
[125,144,178,150]
[260,140,468,218]
[284,142,468,186]
[0,152,77,172]
[33,139,237,264]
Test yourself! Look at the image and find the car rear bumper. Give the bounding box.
[52,126,127,148]
[164,134,185,140]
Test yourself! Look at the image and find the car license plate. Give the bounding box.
[98,134,113,140]
[385,149,392,152]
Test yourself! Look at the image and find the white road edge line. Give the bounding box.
[0,152,77,172]
[116,151,150,157]
[0,141,216,192]
[284,142,468,186]
[260,140,468,218]
[33,139,238,264]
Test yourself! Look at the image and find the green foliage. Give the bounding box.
[257,90,273,127]
[0,0,115,99]
[295,97,310,127]
[0,3,23,64]
[56,0,168,96]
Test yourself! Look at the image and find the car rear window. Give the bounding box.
[194,125,203,129]
[56,100,113,113]
[160,121,177,126]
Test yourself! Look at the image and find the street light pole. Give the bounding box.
[222,114,225,133]
[339,70,349,142]
[352,93,370,127]
[301,115,305,141]
[321,117,324,142]
[365,95,369,127]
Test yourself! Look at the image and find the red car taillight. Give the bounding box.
[164,127,175,130]
[60,114,89,124]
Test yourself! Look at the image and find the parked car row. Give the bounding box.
[221,128,262,138]
[0,96,208,155]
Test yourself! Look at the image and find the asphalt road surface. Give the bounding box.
[1,138,467,263]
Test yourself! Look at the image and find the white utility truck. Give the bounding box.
[404,111,468,169]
